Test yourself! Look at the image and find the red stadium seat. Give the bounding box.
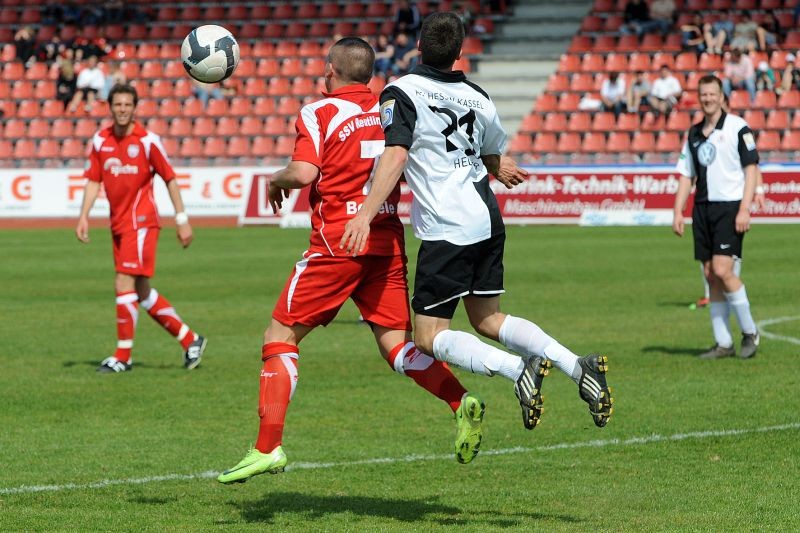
[368,76,386,96]
[666,111,691,131]
[140,61,163,80]
[757,130,780,151]
[557,93,581,112]
[25,62,48,81]
[462,38,483,56]
[138,43,160,60]
[698,53,722,71]
[244,79,268,97]
[743,110,765,130]
[34,80,55,99]
[136,99,158,118]
[298,41,324,59]
[519,114,544,133]
[203,5,226,20]
[150,80,173,99]
[241,117,263,136]
[546,74,570,92]
[272,4,295,19]
[543,112,568,132]
[11,80,33,99]
[51,118,74,138]
[250,5,271,19]
[640,34,664,52]
[754,91,777,109]
[570,73,595,92]
[581,54,605,72]
[252,136,276,157]
[534,93,557,112]
[569,35,593,53]
[675,53,698,71]
[217,117,239,136]
[275,41,299,58]
[533,133,556,153]
[319,2,342,18]
[605,54,628,72]
[163,60,185,79]
[267,78,291,97]
[581,15,603,32]
[308,22,333,39]
[304,58,326,77]
[193,117,216,136]
[253,97,277,115]
[558,54,581,73]
[285,22,308,39]
[206,99,229,117]
[27,119,49,139]
[766,110,789,130]
[628,53,652,73]
[264,116,291,136]
[203,137,227,158]
[239,23,264,40]
[652,53,674,71]
[778,91,800,109]
[145,118,168,136]
[591,112,616,132]
[38,139,61,159]
[75,119,99,138]
[173,78,193,98]
[228,137,251,158]
[581,132,607,153]
[655,132,681,152]
[226,97,252,117]
[168,118,193,137]
[280,58,304,77]
[606,132,631,152]
[4,119,27,138]
[342,3,365,17]
[568,112,591,132]
[615,34,639,53]
[508,134,533,153]
[631,131,656,152]
[158,98,182,118]
[274,136,296,157]
[557,132,582,153]
[13,139,35,159]
[262,23,285,40]
[179,138,204,159]
[781,131,800,151]
[617,113,640,132]
[729,90,749,111]
[592,35,617,53]
[16,100,40,119]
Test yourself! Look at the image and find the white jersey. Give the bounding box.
[380,65,506,245]
[676,111,759,202]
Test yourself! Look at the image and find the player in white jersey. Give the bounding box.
[673,75,760,359]
[342,12,614,431]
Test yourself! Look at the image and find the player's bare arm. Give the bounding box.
[340,145,408,256]
[166,179,193,248]
[672,175,694,237]
[736,164,758,233]
[753,166,766,211]
[484,154,528,189]
[76,180,101,243]
[268,161,319,214]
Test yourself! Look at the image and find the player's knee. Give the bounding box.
[711,261,733,280]
[468,313,503,341]
[414,333,436,356]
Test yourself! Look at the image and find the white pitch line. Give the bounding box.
[757,316,800,346]
[2,422,799,496]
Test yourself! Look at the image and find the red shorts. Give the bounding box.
[112,228,159,277]
[272,252,412,331]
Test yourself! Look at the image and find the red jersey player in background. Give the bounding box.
[75,84,207,373]
[217,38,482,485]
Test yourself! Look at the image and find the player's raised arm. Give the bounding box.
[339,144,408,256]
[76,180,101,243]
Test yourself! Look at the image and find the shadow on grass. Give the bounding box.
[656,301,698,308]
[61,360,178,370]
[234,491,580,526]
[642,345,701,357]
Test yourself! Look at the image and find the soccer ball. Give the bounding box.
[181,25,240,83]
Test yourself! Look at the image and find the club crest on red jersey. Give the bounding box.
[127,144,140,159]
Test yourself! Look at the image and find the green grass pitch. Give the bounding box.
[1,224,798,531]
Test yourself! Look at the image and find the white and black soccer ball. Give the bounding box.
[181,25,240,83]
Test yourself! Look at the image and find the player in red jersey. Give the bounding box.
[75,84,206,373]
[218,38,483,484]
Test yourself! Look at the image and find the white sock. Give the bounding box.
[499,315,580,381]
[432,329,524,382]
[710,301,734,348]
[725,285,757,335]
[700,263,709,299]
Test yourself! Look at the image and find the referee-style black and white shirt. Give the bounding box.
[676,111,759,202]
[379,64,506,246]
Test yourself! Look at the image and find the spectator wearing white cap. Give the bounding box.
[755,61,775,91]
[776,52,800,95]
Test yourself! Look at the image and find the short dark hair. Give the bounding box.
[698,74,723,91]
[328,37,375,84]
[419,12,464,70]
[108,83,138,106]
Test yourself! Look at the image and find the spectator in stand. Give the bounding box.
[69,55,106,113]
[14,26,37,65]
[648,64,682,116]
[704,12,734,55]
[374,34,395,77]
[755,61,775,92]
[453,2,474,33]
[621,0,665,36]
[101,62,127,101]
[56,60,78,111]
[648,0,676,36]
[600,72,627,118]
[390,32,419,78]
[776,53,800,95]
[627,70,652,114]
[730,11,759,52]
[756,13,781,53]
[681,13,707,55]
[394,0,422,38]
[722,49,756,103]
[36,35,66,64]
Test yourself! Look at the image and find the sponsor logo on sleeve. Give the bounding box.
[743,132,756,151]
[380,99,395,128]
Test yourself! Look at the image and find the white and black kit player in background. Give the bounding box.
[673,74,760,359]
[341,12,614,432]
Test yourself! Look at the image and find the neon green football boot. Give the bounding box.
[217,445,288,484]
[454,392,485,464]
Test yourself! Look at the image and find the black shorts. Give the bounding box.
[692,201,744,261]
[411,233,505,319]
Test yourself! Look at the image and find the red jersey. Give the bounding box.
[84,122,176,235]
[292,84,404,256]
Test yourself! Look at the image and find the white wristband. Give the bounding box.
[175,212,189,225]
[755,186,765,195]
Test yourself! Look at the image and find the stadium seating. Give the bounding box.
[511,0,800,163]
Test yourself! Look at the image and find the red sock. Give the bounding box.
[114,291,139,363]
[255,342,299,453]
[388,342,466,412]
[140,289,195,350]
